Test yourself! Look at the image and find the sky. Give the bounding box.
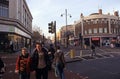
[26,0,120,37]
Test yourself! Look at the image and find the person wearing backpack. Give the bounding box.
[53,46,66,79]
[15,47,31,79]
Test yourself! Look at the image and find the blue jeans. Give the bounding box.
[56,63,65,79]
[19,72,30,79]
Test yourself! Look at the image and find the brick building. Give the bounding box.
[60,25,74,46]
[74,9,120,47]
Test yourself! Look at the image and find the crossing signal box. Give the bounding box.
[48,21,55,33]
[48,26,53,33]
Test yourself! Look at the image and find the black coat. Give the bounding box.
[31,48,50,71]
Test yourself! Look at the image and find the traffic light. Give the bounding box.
[48,21,55,33]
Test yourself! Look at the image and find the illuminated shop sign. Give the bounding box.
[91,37,100,40]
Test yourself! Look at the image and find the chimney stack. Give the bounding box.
[99,9,102,14]
[114,11,119,16]
[80,13,83,18]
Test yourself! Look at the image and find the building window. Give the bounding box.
[85,30,87,34]
[114,28,116,33]
[88,29,92,34]
[0,1,9,17]
[94,20,98,24]
[99,28,103,33]
[104,28,107,33]
[93,28,97,33]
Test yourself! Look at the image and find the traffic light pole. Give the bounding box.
[54,21,57,50]
[48,21,57,49]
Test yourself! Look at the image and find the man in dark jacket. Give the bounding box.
[91,43,96,57]
[31,42,50,79]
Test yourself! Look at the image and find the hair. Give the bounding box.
[22,47,27,50]
[35,42,42,47]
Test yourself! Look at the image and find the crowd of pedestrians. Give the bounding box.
[14,42,66,79]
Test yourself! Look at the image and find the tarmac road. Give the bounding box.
[66,56,120,79]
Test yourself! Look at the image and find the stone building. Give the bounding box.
[0,0,33,52]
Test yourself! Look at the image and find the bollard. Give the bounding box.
[80,50,82,58]
[70,49,75,58]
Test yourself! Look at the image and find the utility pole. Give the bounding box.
[61,9,72,48]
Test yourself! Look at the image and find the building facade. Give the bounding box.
[0,0,33,52]
[60,25,75,46]
[74,9,120,47]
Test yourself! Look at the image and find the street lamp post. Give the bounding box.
[61,9,72,47]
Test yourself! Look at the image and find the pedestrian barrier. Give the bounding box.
[80,50,83,58]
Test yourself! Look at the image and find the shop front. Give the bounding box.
[91,37,100,47]
[0,24,31,52]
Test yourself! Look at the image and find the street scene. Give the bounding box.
[0,0,120,79]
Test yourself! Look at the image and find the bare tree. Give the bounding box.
[32,25,42,35]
